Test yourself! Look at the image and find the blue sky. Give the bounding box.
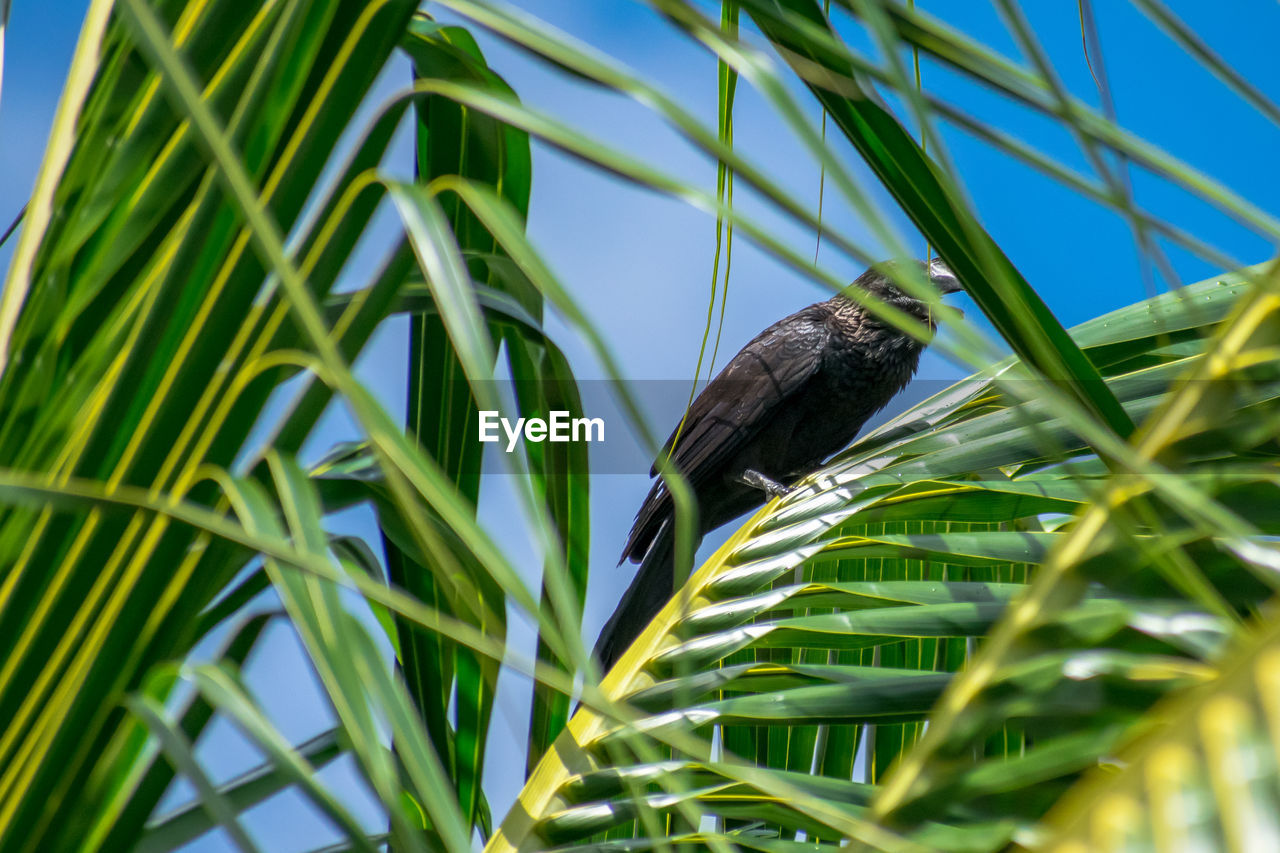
[3,1,1279,849]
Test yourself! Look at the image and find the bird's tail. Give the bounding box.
[593,523,675,672]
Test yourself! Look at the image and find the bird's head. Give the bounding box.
[832,256,964,324]
[861,256,962,298]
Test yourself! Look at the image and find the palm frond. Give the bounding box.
[493,265,1273,850]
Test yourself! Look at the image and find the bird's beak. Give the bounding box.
[927,257,963,295]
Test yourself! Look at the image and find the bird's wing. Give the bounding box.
[621,305,831,564]
[653,304,831,482]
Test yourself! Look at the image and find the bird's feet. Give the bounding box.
[738,469,794,499]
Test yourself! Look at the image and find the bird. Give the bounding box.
[593,257,963,670]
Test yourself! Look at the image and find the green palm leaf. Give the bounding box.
[4,0,1279,849]
[491,267,1268,851]
[1040,611,1280,852]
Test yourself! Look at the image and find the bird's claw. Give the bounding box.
[739,469,794,499]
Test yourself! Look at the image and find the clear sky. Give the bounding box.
[3,1,1279,849]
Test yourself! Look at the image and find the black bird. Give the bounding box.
[594,258,963,670]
